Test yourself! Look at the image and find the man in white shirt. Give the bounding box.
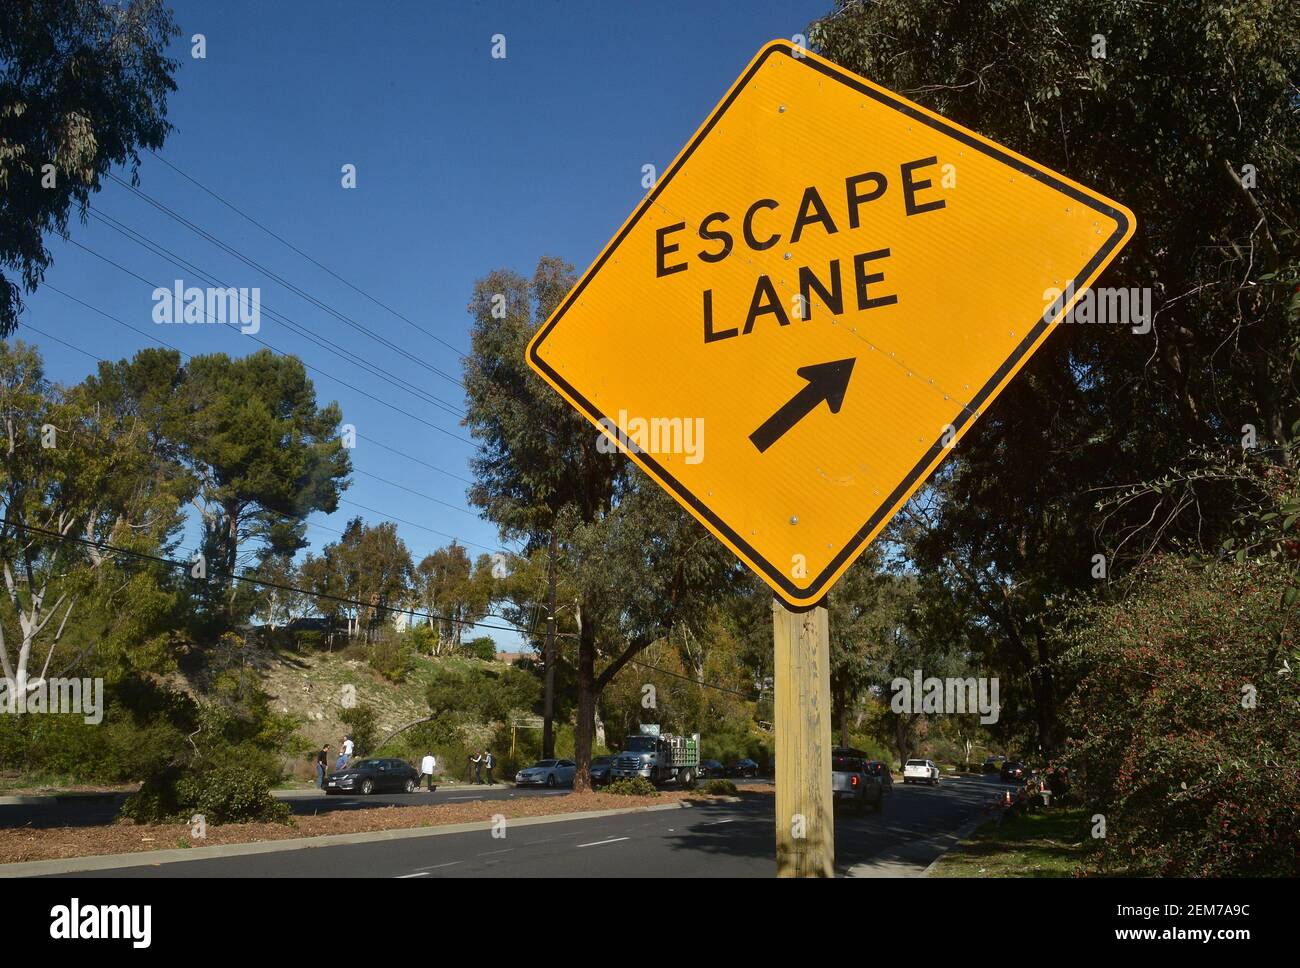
[417,752,437,792]
[341,736,354,766]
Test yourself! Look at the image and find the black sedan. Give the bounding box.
[325,758,420,795]
[729,758,759,778]
[590,755,614,786]
[999,760,1032,784]
[698,759,726,779]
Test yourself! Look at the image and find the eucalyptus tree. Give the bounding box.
[0,342,189,698]
[414,542,493,654]
[813,0,1299,750]
[463,256,626,759]
[0,0,179,335]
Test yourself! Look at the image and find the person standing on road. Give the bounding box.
[470,751,482,784]
[417,752,437,792]
[482,748,495,785]
[316,744,331,788]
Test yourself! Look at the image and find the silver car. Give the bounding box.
[515,758,576,788]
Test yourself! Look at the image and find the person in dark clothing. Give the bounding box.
[316,744,331,789]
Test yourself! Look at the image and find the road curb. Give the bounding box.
[0,796,739,878]
[0,784,519,805]
[0,793,122,805]
[919,813,990,877]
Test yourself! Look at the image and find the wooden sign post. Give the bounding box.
[773,599,834,877]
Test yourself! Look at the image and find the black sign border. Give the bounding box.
[528,41,1131,604]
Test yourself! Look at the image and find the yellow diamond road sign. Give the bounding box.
[526,40,1135,608]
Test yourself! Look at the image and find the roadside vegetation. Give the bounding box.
[932,808,1092,878]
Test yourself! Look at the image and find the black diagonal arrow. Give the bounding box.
[749,358,856,454]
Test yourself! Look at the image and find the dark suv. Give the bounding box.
[864,760,894,794]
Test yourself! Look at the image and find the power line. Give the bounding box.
[21,298,518,561]
[39,283,477,487]
[61,235,475,446]
[18,320,101,364]
[17,521,527,636]
[624,657,761,701]
[351,468,477,518]
[353,431,472,486]
[145,147,470,359]
[106,171,468,388]
[337,497,510,557]
[87,208,467,420]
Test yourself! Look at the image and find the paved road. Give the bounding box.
[0,778,780,829]
[45,776,995,878]
[0,781,610,829]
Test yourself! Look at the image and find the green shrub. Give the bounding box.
[0,676,190,783]
[119,763,291,825]
[406,624,438,655]
[701,778,738,795]
[1061,557,1299,877]
[462,636,497,661]
[426,664,540,724]
[367,631,412,682]
[177,764,291,824]
[340,703,378,757]
[602,776,658,796]
[294,629,325,651]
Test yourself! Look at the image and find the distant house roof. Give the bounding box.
[287,617,332,632]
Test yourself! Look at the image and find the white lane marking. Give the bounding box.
[397,872,430,878]
[413,861,462,871]
[479,847,512,856]
[577,837,629,848]
[703,818,735,825]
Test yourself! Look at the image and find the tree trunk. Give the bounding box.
[572,605,596,792]
[542,528,557,758]
[223,501,240,618]
[835,684,850,747]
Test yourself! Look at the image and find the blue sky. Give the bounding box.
[22,0,828,647]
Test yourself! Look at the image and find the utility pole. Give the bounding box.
[542,528,558,759]
[773,599,834,877]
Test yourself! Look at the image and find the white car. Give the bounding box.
[514,759,576,788]
[903,758,940,786]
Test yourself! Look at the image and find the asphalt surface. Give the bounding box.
[40,775,998,878]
